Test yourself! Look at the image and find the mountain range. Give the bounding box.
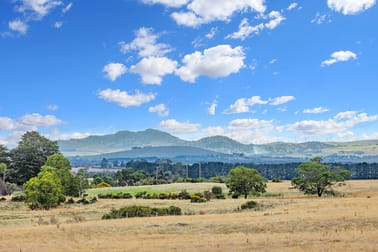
[58,129,378,163]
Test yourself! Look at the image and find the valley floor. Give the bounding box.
[0,180,377,252]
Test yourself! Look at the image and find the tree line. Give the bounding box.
[96,158,378,180]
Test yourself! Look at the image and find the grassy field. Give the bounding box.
[0,180,377,251]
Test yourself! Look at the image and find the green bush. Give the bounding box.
[11,192,26,202]
[190,193,206,203]
[240,200,258,210]
[211,186,223,195]
[271,178,283,183]
[98,192,132,199]
[178,190,190,200]
[102,205,182,219]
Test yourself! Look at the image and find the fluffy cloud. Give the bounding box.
[0,114,62,133]
[62,2,72,13]
[311,12,332,24]
[148,104,169,117]
[159,119,200,133]
[328,0,376,15]
[130,57,177,85]
[47,105,59,111]
[53,21,63,29]
[224,96,294,114]
[226,10,285,40]
[321,50,357,67]
[103,63,127,81]
[287,2,298,11]
[303,107,329,114]
[290,111,378,135]
[19,113,62,127]
[98,89,156,108]
[119,27,171,58]
[171,0,266,27]
[176,44,245,83]
[228,118,273,130]
[208,101,217,115]
[16,0,63,19]
[141,0,190,8]
[226,18,264,40]
[269,96,295,105]
[265,11,286,30]
[8,19,28,35]
[224,96,268,114]
[204,126,224,136]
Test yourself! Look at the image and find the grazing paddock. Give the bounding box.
[0,180,377,251]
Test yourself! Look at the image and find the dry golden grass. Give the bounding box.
[0,180,377,252]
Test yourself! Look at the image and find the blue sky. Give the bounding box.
[1,0,378,147]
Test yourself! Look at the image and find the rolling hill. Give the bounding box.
[58,129,378,163]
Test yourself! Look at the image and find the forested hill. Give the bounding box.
[59,129,378,163]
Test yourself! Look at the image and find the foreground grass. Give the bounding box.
[0,180,377,251]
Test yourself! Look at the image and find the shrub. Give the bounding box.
[178,190,190,200]
[102,205,182,219]
[211,186,223,195]
[135,191,148,199]
[271,178,283,183]
[240,200,258,210]
[0,197,6,201]
[11,192,26,202]
[167,205,182,215]
[190,193,206,203]
[203,190,214,201]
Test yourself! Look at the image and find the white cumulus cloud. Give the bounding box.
[208,101,217,115]
[290,111,378,135]
[287,2,298,11]
[171,0,266,27]
[226,18,264,40]
[265,11,286,30]
[16,0,63,19]
[226,10,285,41]
[8,19,28,35]
[176,44,245,83]
[269,96,295,105]
[328,0,376,15]
[303,107,329,114]
[141,0,190,8]
[159,119,200,133]
[321,50,357,67]
[130,57,177,85]
[103,63,127,81]
[119,27,171,58]
[98,89,156,108]
[224,96,268,114]
[148,104,169,117]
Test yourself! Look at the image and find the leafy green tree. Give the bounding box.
[8,131,59,185]
[0,163,8,195]
[226,166,267,199]
[43,154,79,197]
[0,145,10,166]
[76,168,89,196]
[291,157,351,197]
[24,171,65,210]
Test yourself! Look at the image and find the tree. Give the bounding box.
[43,154,79,197]
[291,157,351,197]
[24,171,65,210]
[8,131,59,185]
[76,168,89,196]
[0,163,7,195]
[226,166,267,199]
